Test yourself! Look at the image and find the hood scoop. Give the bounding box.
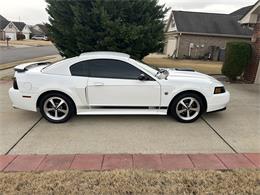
[175,68,195,72]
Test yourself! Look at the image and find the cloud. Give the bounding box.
[0,0,257,25]
[159,0,257,13]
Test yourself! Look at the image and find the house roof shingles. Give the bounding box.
[0,14,8,21]
[13,22,26,31]
[0,20,9,30]
[172,11,252,37]
[230,5,254,19]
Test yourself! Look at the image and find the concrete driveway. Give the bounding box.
[0,81,259,154]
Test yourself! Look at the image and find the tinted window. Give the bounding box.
[70,59,153,80]
[88,59,142,79]
[70,61,88,77]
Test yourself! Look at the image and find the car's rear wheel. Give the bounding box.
[39,93,74,123]
[169,93,204,123]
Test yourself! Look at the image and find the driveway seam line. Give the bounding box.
[201,117,237,153]
[214,154,228,169]
[69,155,77,169]
[242,153,258,168]
[100,155,105,170]
[5,117,43,155]
[2,155,18,171]
[187,154,195,168]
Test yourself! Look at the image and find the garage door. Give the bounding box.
[5,32,17,40]
[166,39,177,57]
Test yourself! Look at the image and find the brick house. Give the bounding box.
[164,9,253,60]
[239,1,260,84]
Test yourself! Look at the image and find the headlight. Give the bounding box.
[214,86,225,94]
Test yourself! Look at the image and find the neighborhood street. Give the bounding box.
[0,80,259,155]
[0,45,58,64]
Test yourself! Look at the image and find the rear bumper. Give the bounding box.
[206,91,230,112]
[9,87,37,112]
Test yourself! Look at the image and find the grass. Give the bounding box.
[144,57,223,75]
[0,170,259,194]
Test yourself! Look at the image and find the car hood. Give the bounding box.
[165,68,222,85]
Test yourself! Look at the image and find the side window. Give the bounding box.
[70,59,154,80]
[70,61,89,77]
[88,59,149,80]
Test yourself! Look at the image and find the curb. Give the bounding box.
[1,153,259,172]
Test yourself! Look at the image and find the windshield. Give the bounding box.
[133,59,160,76]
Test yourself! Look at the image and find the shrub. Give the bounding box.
[222,42,252,80]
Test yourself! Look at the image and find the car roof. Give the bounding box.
[42,52,131,75]
[79,51,130,59]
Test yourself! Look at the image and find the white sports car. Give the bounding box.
[9,51,230,123]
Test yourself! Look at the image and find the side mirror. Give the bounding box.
[138,74,147,81]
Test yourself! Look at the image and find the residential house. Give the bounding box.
[164,8,253,60]
[0,14,31,40]
[0,14,11,40]
[30,24,47,37]
[13,22,31,40]
[0,21,19,40]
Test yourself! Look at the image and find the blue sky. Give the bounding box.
[0,0,257,25]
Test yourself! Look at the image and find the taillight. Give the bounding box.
[13,77,18,90]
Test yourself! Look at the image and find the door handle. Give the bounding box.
[89,82,104,86]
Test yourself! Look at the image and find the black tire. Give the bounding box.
[39,92,75,123]
[169,92,205,123]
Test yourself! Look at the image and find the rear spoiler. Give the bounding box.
[14,62,51,72]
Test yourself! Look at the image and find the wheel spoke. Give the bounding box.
[49,99,56,107]
[190,107,198,111]
[58,109,67,114]
[46,108,55,112]
[54,110,58,118]
[57,99,65,108]
[180,100,187,108]
[188,99,194,107]
[187,110,190,118]
[177,108,186,114]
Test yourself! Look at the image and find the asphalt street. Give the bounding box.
[0,46,59,64]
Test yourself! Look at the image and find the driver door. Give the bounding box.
[86,59,160,107]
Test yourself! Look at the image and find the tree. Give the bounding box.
[46,0,168,59]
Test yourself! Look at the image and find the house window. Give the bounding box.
[8,24,13,28]
[171,21,176,28]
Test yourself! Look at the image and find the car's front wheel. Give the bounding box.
[39,93,74,123]
[169,93,204,123]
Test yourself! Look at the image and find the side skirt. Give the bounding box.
[77,108,168,115]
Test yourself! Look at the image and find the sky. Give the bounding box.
[0,0,257,25]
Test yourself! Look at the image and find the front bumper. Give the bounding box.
[9,87,38,112]
[206,91,230,112]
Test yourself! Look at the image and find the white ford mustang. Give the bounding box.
[9,51,230,123]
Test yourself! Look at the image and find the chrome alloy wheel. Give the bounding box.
[43,97,69,121]
[176,97,200,121]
